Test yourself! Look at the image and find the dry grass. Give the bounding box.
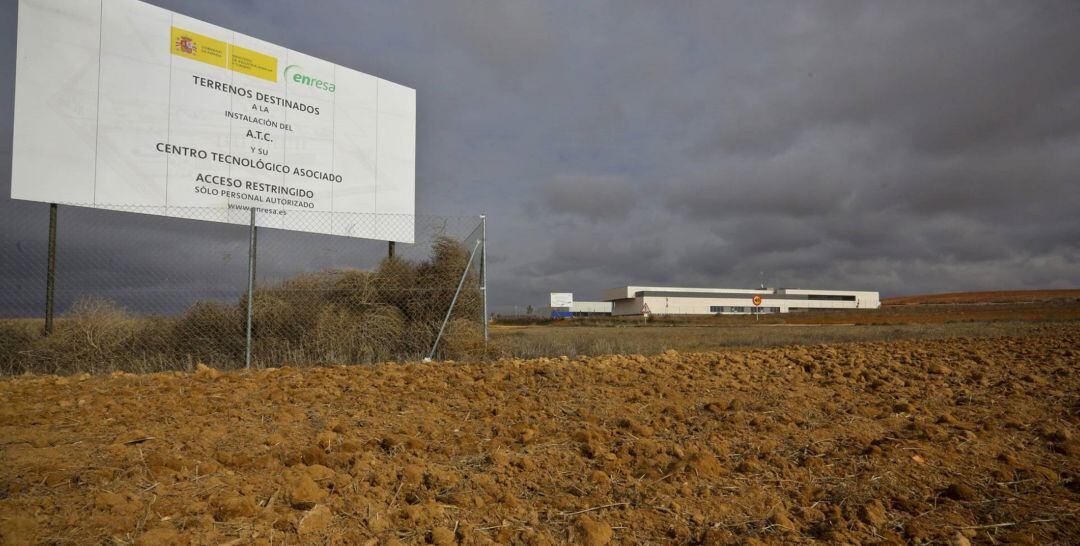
[491,320,1067,359]
[0,236,485,375]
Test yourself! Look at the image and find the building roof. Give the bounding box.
[602,285,879,301]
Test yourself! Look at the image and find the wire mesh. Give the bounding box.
[0,201,486,375]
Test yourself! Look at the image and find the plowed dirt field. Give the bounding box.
[882,290,1080,306]
[2,324,1078,545]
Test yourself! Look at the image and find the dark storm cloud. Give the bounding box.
[537,175,639,221]
[693,3,1080,158]
[1,0,1078,315]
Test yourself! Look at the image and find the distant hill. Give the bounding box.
[882,289,1080,306]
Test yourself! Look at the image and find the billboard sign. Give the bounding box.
[550,292,573,308]
[12,0,416,242]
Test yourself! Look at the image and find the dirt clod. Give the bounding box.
[134,527,182,546]
[859,499,888,527]
[952,531,972,546]
[428,526,455,545]
[576,515,613,546]
[286,473,326,509]
[297,504,333,535]
[769,506,795,530]
[943,482,978,501]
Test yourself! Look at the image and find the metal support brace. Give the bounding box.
[427,238,482,361]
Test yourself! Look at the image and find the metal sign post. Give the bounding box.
[244,208,257,369]
[44,203,58,335]
[480,215,487,342]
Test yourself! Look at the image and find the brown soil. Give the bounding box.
[1,324,1078,545]
[882,289,1080,306]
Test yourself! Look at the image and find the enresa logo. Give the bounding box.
[284,65,335,93]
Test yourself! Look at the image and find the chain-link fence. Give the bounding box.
[0,201,488,375]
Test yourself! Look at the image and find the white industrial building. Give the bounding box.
[561,301,614,316]
[602,286,880,316]
[548,292,613,317]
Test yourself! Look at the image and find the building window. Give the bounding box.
[713,306,783,314]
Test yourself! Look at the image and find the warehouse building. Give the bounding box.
[548,292,613,318]
[601,286,880,316]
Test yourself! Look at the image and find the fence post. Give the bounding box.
[427,238,482,361]
[44,203,58,335]
[480,214,487,342]
[245,208,257,369]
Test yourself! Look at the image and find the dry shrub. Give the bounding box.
[313,304,405,364]
[410,236,481,323]
[249,288,297,336]
[198,237,483,367]
[371,258,417,309]
[401,319,438,357]
[2,235,487,375]
[428,236,472,280]
[438,318,500,361]
[0,320,40,375]
[31,297,140,374]
[171,300,245,367]
[59,297,138,349]
[251,337,307,367]
[249,272,334,338]
[331,270,377,312]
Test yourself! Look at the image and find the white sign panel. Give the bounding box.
[12,0,415,242]
[550,292,573,308]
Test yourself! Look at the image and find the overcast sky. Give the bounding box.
[2,0,1078,314]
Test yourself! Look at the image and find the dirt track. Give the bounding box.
[1,324,1078,545]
